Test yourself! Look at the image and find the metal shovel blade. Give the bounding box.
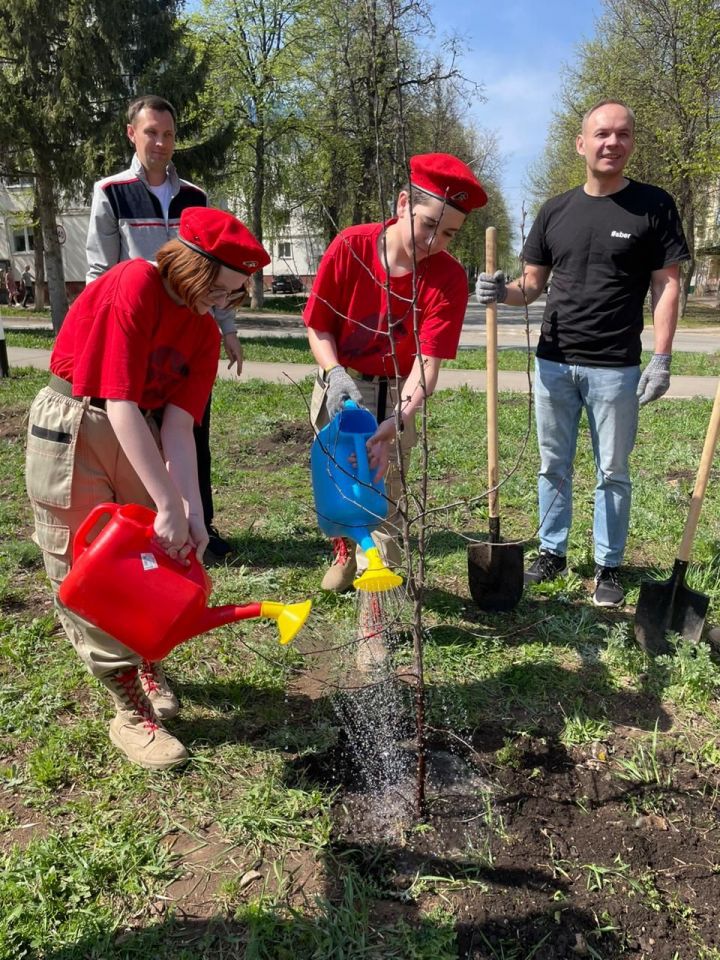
[634,559,709,656]
[468,536,524,613]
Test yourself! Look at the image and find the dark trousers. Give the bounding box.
[193,393,214,528]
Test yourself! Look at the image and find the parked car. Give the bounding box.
[271,274,304,294]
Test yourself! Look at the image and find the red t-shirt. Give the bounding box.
[303,221,468,377]
[51,260,220,424]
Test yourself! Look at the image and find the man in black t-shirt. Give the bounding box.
[478,99,689,607]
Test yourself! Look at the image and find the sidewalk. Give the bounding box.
[4,345,718,399]
[4,305,720,353]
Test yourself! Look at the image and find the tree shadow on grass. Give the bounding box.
[209,529,328,568]
[38,885,625,960]
[167,679,320,751]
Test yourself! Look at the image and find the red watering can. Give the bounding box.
[58,502,311,661]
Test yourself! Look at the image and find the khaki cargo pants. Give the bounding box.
[310,369,417,573]
[25,386,157,679]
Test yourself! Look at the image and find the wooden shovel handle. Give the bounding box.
[486,227,499,520]
[678,378,720,562]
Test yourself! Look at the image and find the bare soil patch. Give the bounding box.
[296,721,720,958]
[0,405,27,440]
[244,420,313,464]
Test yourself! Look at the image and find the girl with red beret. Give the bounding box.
[304,153,487,638]
[25,207,269,770]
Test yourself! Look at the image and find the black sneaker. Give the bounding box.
[206,525,232,559]
[524,550,568,585]
[592,566,625,607]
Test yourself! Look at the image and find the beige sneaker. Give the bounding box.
[104,665,188,771]
[139,660,179,719]
[109,711,188,770]
[321,537,357,592]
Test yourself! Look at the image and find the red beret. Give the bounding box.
[409,153,487,213]
[178,207,270,274]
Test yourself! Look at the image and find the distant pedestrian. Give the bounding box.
[20,265,33,308]
[5,270,18,306]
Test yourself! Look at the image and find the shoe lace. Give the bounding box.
[332,537,351,565]
[114,666,159,733]
[595,566,620,586]
[537,553,561,577]
[139,659,160,696]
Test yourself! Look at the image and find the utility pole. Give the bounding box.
[0,319,9,377]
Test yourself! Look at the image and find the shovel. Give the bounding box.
[468,226,524,612]
[634,378,720,655]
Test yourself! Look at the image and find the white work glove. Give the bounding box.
[325,365,364,418]
[637,353,671,406]
[475,270,508,305]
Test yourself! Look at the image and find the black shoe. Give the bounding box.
[592,566,625,607]
[206,525,232,559]
[524,550,568,585]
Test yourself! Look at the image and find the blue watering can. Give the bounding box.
[310,401,403,593]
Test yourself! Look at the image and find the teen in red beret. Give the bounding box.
[25,206,269,771]
[304,152,486,661]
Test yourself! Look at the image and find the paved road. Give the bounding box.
[4,346,718,399]
[3,300,719,399]
[5,299,720,355]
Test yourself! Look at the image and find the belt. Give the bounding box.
[347,368,389,383]
[48,374,106,410]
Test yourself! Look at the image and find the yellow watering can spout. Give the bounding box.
[353,547,403,593]
[260,600,313,645]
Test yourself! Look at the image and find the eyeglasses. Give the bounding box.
[206,284,247,305]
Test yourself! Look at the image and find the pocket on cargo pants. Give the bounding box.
[25,388,84,508]
[310,370,331,431]
[31,506,72,588]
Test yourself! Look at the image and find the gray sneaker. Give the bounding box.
[592,566,625,607]
[524,550,568,585]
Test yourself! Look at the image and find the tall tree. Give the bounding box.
[0,0,209,330]
[294,0,470,243]
[529,0,720,309]
[192,0,315,307]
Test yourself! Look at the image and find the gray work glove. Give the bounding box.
[475,270,508,305]
[325,365,364,418]
[637,353,671,406]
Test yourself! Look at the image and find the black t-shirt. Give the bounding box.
[523,180,689,367]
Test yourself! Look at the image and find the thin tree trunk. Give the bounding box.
[679,201,695,318]
[250,131,265,310]
[32,199,46,312]
[34,157,68,332]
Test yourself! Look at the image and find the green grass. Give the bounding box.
[7,325,720,376]
[3,368,720,955]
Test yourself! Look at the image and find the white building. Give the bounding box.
[262,207,326,288]
[693,180,720,298]
[0,179,90,299]
[1,179,325,300]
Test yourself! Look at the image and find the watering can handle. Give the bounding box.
[353,432,372,486]
[73,502,120,564]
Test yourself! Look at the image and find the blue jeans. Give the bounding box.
[534,358,640,568]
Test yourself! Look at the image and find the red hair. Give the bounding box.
[155,239,219,313]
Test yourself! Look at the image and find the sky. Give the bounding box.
[425,0,603,245]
